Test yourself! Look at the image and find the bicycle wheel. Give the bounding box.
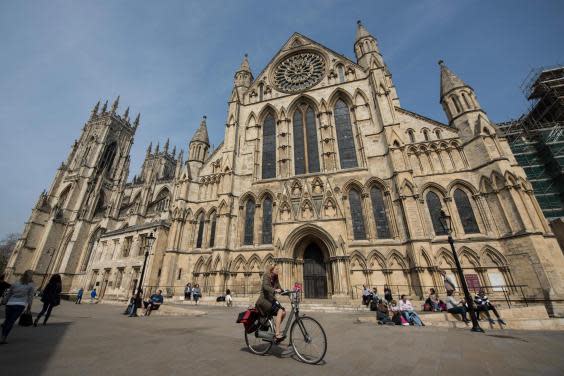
[290,316,327,364]
[245,319,273,355]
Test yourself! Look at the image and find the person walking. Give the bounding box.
[192,284,201,305]
[34,274,62,326]
[184,283,192,301]
[90,288,97,303]
[76,287,84,304]
[1,270,35,344]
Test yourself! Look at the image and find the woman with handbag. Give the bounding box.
[34,274,62,326]
[1,269,35,344]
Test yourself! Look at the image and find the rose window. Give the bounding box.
[273,52,325,93]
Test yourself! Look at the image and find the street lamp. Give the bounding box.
[439,210,484,333]
[129,231,156,317]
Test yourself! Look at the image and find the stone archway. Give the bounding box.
[281,224,347,300]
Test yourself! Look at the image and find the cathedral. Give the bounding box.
[6,22,564,315]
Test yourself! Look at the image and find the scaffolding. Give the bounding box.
[498,65,564,220]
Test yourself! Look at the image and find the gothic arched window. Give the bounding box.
[262,113,276,179]
[293,105,319,175]
[423,129,430,141]
[334,99,358,169]
[99,142,117,172]
[349,188,366,240]
[81,228,104,271]
[454,189,480,234]
[370,186,391,238]
[434,129,441,139]
[452,96,462,113]
[259,84,264,101]
[262,196,273,244]
[243,199,255,245]
[196,212,205,248]
[426,191,448,235]
[209,212,217,247]
[337,65,345,83]
[407,129,415,143]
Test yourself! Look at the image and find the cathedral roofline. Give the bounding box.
[250,32,363,90]
[395,107,451,129]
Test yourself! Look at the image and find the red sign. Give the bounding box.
[465,274,481,292]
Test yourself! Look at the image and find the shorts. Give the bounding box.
[270,300,285,316]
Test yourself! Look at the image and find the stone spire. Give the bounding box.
[172,145,176,157]
[164,138,170,153]
[111,95,120,114]
[239,53,251,72]
[133,113,140,128]
[234,54,253,88]
[355,20,371,41]
[155,141,160,154]
[101,100,108,113]
[190,116,210,146]
[91,101,100,119]
[146,142,152,156]
[123,106,130,121]
[439,60,470,100]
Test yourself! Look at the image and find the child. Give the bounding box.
[225,289,233,307]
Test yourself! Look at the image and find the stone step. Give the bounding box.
[356,305,564,331]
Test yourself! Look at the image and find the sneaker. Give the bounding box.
[488,319,495,325]
[498,319,507,325]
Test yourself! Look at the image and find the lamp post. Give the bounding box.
[130,232,156,317]
[439,210,484,333]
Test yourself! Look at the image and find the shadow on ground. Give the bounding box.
[0,306,71,375]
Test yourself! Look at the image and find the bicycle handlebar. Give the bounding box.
[278,289,300,296]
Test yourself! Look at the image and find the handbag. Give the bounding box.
[18,310,33,327]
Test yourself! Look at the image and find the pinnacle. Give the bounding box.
[239,53,251,72]
[190,115,210,145]
[439,60,470,99]
[355,20,371,41]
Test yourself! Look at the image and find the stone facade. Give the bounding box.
[6,22,564,314]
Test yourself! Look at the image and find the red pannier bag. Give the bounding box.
[236,307,259,333]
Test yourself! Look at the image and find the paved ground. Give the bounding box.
[1,299,564,375]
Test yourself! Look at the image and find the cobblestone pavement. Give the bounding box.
[1,300,564,375]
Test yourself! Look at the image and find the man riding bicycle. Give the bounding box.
[255,264,286,342]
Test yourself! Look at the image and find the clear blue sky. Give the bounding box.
[0,0,562,237]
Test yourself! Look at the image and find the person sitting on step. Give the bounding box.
[399,295,424,326]
[143,290,164,316]
[474,289,506,325]
[445,290,469,323]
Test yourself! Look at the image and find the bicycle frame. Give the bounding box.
[256,291,306,342]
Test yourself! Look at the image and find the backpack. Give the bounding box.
[236,308,259,333]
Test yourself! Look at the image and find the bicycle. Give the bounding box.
[244,289,327,364]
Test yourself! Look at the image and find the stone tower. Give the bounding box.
[5,97,138,290]
[188,116,210,174]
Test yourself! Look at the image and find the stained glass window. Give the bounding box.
[426,191,448,235]
[196,212,205,248]
[244,200,255,245]
[262,196,273,244]
[209,212,217,247]
[349,189,366,240]
[334,99,358,169]
[305,107,320,173]
[454,189,480,234]
[293,105,319,175]
[293,111,306,175]
[370,186,391,238]
[262,113,276,179]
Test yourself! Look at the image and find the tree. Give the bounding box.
[0,233,19,274]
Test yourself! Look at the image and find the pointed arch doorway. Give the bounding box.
[303,243,328,299]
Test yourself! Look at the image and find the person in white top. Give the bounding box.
[225,289,233,307]
[1,270,35,344]
[399,295,423,326]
